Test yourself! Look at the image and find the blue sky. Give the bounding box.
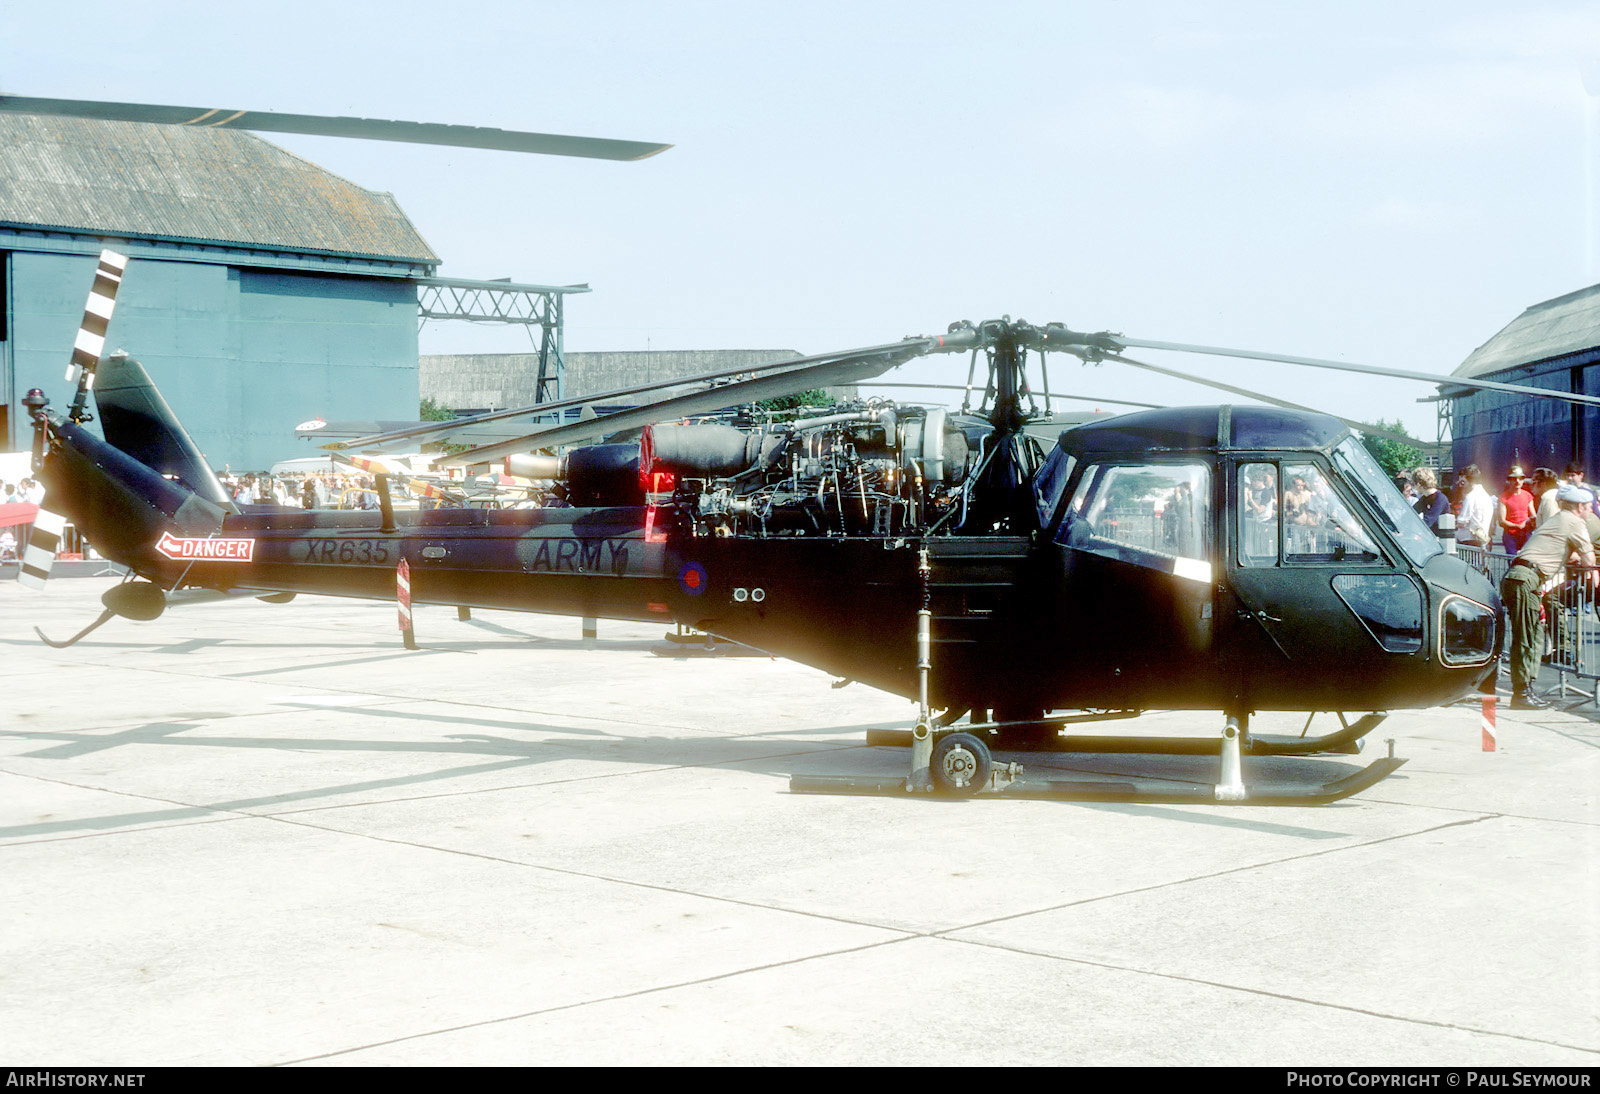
[4,1,1598,438]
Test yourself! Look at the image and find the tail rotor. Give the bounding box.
[21,248,128,592]
[63,250,128,423]
[16,509,64,591]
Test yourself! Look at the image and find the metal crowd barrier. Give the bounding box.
[1459,542,1600,706]
[2,520,101,571]
[1455,543,1511,586]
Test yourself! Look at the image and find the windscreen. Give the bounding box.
[1332,438,1442,566]
[1058,461,1212,582]
[1032,446,1076,528]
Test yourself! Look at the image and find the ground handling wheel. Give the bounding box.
[931,732,993,795]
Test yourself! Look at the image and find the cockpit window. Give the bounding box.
[1068,464,1102,517]
[1239,461,1381,565]
[1239,464,1280,565]
[1058,462,1211,582]
[1332,438,1442,566]
[1283,463,1379,562]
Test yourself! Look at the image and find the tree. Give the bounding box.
[1360,419,1424,479]
[418,397,468,455]
[754,388,833,419]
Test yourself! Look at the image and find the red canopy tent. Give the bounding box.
[0,503,38,529]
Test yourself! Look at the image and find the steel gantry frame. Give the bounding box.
[416,276,592,403]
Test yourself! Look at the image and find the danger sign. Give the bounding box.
[155,531,255,562]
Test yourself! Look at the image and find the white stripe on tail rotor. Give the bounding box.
[18,509,65,590]
[64,250,127,384]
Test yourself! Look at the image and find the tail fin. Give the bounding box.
[94,353,236,513]
[38,418,228,573]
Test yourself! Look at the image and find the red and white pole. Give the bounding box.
[397,556,417,650]
[1481,694,1496,752]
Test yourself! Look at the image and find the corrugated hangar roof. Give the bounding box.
[423,350,809,408]
[1454,282,1600,379]
[0,114,438,264]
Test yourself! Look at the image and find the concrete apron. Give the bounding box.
[0,577,1595,1066]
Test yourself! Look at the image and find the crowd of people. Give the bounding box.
[1403,461,1600,710]
[2,478,45,506]
[7,470,397,511]
[1390,462,1600,555]
[221,472,385,510]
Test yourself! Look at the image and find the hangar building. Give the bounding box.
[0,114,438,470]
[421,350,809,415]
[1446,284,1600,479]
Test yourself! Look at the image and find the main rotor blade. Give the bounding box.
[0,96,672,162]
[334,333,975,452]
[1107,353,1429,448]
[1118,336,1600,409]
[435,345,942,466]
[859,382,1162,410]
[298,418,552,448]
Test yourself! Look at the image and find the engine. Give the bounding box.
[509,400,978,537]
[651,402,973,537]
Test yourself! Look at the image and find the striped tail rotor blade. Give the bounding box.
[18,508,65,590]
[65,250,128,383]
[414,481,454,503]
[337,452,460,503]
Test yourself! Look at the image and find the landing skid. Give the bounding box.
[790,757,1405,805]
[792,713,1406,805]
[866,711,1388,756]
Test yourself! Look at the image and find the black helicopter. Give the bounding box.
[10,95,1573,806]
[18,244,1517,807]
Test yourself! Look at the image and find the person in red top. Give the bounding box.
[1498,465,1536,553]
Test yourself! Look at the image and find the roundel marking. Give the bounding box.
[678,561,707,595]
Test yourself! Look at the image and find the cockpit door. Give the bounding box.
[1224,457,1424,709]
[1049,459,1221,707]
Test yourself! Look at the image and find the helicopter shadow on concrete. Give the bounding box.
[0,720,890,842]
[0,698,1360,842]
